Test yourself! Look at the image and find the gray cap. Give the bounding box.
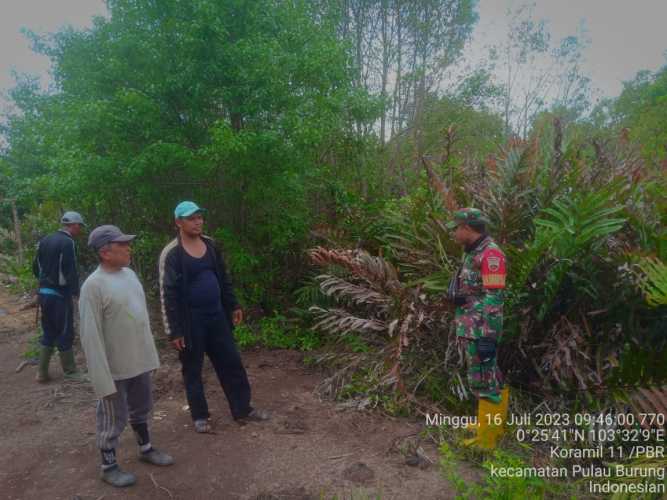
[88,225,136,251]
[61,211,86,226]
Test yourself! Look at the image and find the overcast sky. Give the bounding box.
[1,0,666,112]
[0,0,107,107]
[469,0,667,99]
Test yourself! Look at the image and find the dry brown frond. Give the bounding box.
[421,155,458,212]
[310,306,387,335]
[317,275,392,310]
[615,385,667,430]
[309,246,402,295]
[537,317,601,391]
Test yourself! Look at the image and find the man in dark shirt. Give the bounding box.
[32,211,86,382]
[158,201,269,432]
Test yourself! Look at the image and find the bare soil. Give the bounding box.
[0,288,463,500]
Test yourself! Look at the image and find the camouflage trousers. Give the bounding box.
[458,337,503,401]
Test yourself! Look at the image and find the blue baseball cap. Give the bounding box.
[174,201,206,219]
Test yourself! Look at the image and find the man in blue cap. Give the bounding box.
[32,210,86,382]
[158,201,269,433]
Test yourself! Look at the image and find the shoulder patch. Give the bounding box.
[481,247,506,289]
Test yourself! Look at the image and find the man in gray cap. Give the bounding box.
[32,210,86,382]
[79,225,173,488]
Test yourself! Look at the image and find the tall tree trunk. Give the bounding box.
[231,112,243,132]
[9,199,23,265]
[504,45,512,136]
[380,0,389,144]
[342,0,350,38]
[391,0,402,138]
[354,0,364,137]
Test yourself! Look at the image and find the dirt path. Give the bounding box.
[0,289,457,500]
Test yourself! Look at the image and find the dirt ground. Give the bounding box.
[0,288,463,500]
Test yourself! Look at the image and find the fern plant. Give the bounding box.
[528,183,626,320]
[637,257,667,306]
[380,187,458,293]
[473,142,539,246]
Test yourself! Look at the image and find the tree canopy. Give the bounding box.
[1,0,665,415]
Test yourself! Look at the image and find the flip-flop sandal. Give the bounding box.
[194,419,213,433]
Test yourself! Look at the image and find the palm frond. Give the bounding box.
[310,306,387,335]
[637,257,667,306]
[474,142,539,245]
[528,184,627,320]
[316,274,393,310]
[309,246,402,294]
[379,191,457,289]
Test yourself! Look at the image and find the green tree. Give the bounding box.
[613,64,667,165]
[313,0,478,141]
[3,0,379,307]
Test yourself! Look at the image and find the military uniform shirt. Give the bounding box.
[454,235,506,340]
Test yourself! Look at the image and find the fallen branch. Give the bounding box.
[415,446,434,464]
[15,358,37,373]
[327,451,356,460]
[150,472,174,499]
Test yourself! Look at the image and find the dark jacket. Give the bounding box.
[32,229,79,296]
[158,235,239,341]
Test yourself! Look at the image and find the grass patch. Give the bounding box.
[235,314,322,351]
[0,255,36,295]
[438,440,585,499]
[24,331,41,359]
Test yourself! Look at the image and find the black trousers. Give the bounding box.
[179,309,252,421]
[39,294,74,351]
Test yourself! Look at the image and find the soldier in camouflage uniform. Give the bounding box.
[447,208,506,404]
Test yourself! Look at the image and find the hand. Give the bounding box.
[453,295,467,306]
[171,337,186,351]
[103,391,118,401]
[232,308,243,326]
[476,337,497,363]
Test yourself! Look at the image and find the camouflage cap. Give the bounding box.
[446,207,489,230]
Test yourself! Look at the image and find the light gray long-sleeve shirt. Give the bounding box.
[79,266,160,398]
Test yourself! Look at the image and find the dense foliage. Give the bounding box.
[308,120,666,412]
[1,0,380,303]
[1,1,665,417]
